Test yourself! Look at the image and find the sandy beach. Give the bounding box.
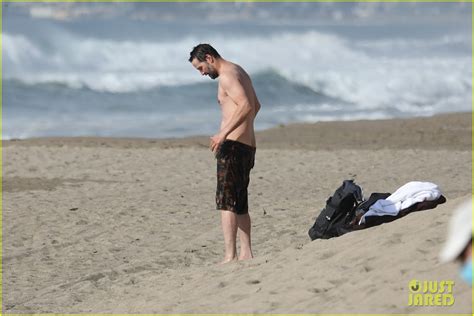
[3,112,472,314]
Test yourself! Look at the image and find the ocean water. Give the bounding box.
[3,3,472,139]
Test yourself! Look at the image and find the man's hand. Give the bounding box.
[210,132,226,154]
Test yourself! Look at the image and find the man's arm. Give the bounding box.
[210,75,253,152]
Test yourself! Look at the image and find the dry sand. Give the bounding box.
[3,112,472,314]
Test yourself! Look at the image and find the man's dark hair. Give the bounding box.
[189,44,221,62]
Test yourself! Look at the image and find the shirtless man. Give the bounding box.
[189,44,261,263]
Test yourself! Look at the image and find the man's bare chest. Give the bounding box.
[217,86,235,108]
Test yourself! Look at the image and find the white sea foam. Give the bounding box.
[4,29,471,110]
[3,26,471,139]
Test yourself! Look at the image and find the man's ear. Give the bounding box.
[205,54,214,64]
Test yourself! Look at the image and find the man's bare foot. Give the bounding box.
[219,256,237,264]
[238,253,253,261]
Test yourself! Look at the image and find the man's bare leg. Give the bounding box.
[221,210,238,263]
[237,213,253,260]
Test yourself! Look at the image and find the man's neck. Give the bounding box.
[214,58,228,76]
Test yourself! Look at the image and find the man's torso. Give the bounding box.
[218,63,258,148]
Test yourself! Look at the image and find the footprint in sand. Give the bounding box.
[328,278,348,286]
[360,265,373,273]
[246,279,261,285]
[320,251,336,259]
[229,294,248,302]
[416,248,429,255]
[383,233,403,245]
[308,287,329,294]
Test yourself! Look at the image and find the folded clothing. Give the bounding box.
[359,181,442,225]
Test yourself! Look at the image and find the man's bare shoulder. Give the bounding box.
[219,67,241,87]
[222,63,250,83]
[230,63,250,79]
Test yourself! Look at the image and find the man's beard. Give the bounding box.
[208,71,219,79]
[207,64,219,79]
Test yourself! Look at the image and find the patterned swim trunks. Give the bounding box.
[216,140,256,214]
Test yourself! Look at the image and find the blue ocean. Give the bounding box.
[3,2,472,139]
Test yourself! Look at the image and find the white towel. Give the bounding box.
[359,181,442,224]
